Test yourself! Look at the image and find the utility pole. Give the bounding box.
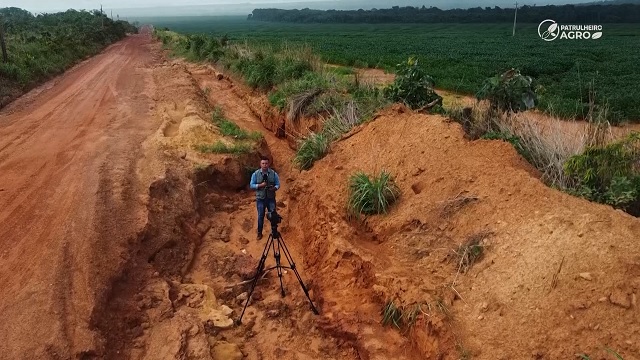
[101,4,104,29]
[0,15,8,63]
[512,2,518,36]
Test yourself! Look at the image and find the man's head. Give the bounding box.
[260,156,270,172]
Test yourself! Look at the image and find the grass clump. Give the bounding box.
[195,140,252,155]
[381,301,403,329]
[293,132,330,170]
[347,170,400,218]
[381,300,434,331]
[211,106,262,140]
[453,231,491,274]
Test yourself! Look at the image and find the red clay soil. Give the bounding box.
[2,29,639,360]
[284,104,640,359]
[0,31,164,358]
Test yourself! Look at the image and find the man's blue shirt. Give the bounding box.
[250,169,280,190]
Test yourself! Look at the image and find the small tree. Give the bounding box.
[476,68,536,113]
[384,57,442,110]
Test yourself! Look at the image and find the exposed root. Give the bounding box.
[224,268,273,289]
[451,230,492,280]
[439,191,479,218]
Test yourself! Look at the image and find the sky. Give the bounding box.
[4,0,602,17]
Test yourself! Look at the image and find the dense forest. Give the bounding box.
[248,3,640,23]
[0,7,138,107]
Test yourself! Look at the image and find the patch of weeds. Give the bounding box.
[381,300,403,329]
[453,231,492,274]
[268,71,331,111]
[456,342,472,360]
[211,106,263,140]
[435,298,452,320]
[293,132,330,170]
[328,66,356,76]
[193,163,209,171]
[347,170,400,218]
[195,141,252,155]
[402,303,430,327]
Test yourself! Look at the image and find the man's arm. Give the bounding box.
[274,172,280,190]
[249,171,259,190]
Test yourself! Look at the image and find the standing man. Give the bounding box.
[250,156,280,240]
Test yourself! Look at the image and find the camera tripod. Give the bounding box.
[235,225,319,325]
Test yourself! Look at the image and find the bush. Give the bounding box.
[564,132,640,213]
[347,170,400,217]
[383,57,442,110]
[476,68,537,113]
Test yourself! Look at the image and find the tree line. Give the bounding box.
[0,7,138,107]
[248,3,640,23]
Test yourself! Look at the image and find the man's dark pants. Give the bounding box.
[256,197,276,236]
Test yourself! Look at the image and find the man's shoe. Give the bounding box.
[256,232,263,240]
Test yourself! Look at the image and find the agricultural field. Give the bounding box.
[141,16,640,123]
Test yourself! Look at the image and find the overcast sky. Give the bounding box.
[4,0,598,16]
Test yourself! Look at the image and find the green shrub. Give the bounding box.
[476,68,537,113]
[347,170,400,217]
[293,132,330,170]
[564,132,640,213]
[383,57,442,110]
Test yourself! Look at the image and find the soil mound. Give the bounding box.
[286,108,640,359]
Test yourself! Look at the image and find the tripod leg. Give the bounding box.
[272,235,286,297]
[277,235,320,315]
[236,234,273,325]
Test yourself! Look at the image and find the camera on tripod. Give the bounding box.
[266,209,282,232]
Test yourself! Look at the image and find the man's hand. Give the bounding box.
[258,181,267,188]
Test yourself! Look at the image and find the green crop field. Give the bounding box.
[139,16,640,123]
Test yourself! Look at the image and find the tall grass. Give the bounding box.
[293,132,330,170]
[494,113,588,189]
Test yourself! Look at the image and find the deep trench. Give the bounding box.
[90,148,269,359]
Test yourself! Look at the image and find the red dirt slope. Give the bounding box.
[284,105,640,359]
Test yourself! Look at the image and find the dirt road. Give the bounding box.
[0,33,161,358]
